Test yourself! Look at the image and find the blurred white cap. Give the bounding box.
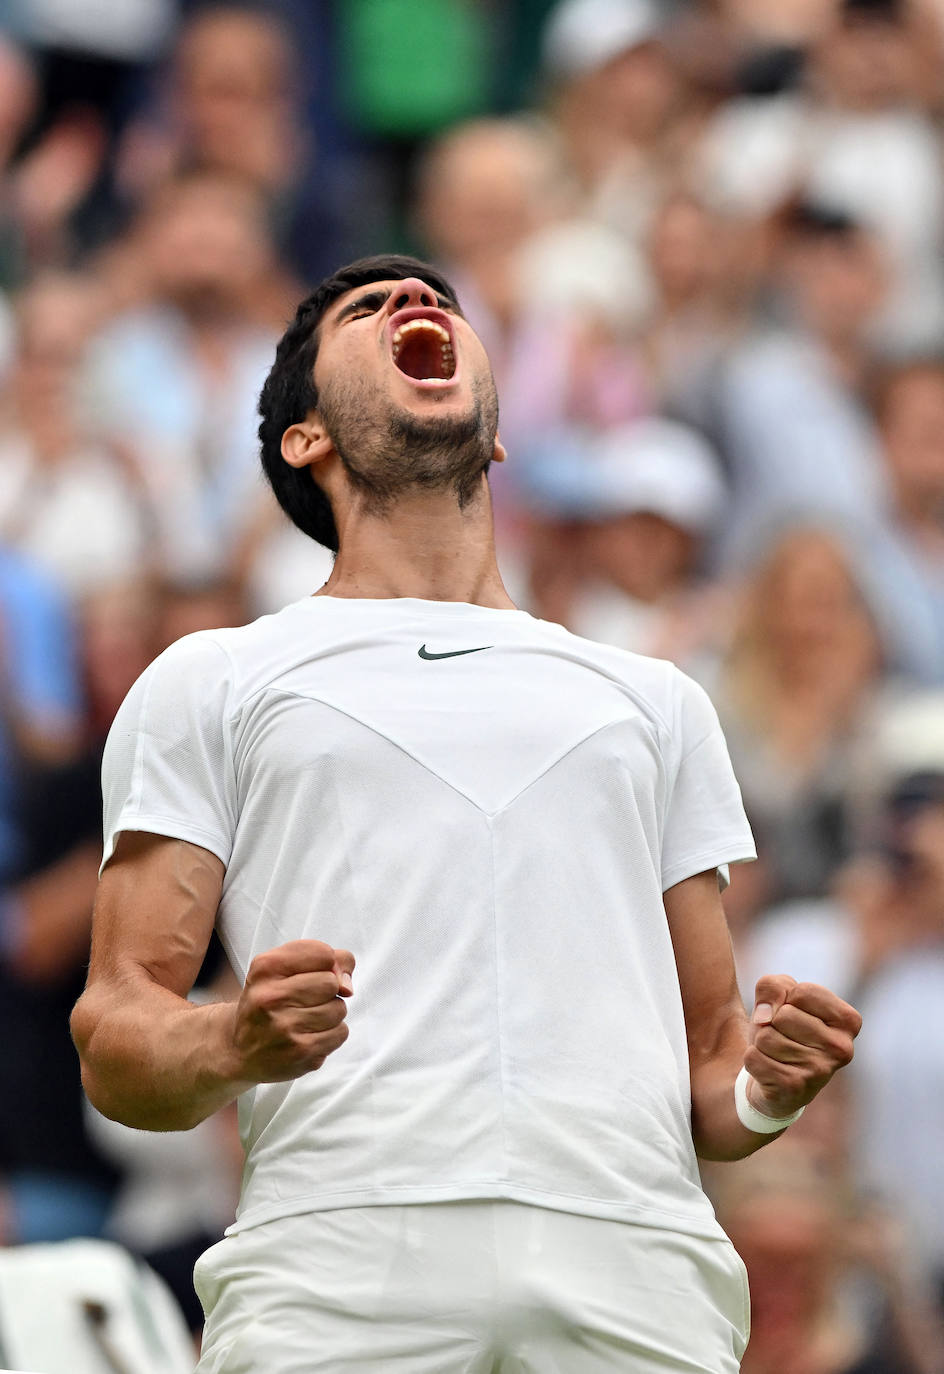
[586,418,726,533]
[542,0,663,80]
[869,691,944,791]
[515,218,654,333]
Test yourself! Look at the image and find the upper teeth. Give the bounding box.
[392,319,454,363]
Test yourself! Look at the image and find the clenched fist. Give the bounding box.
[227,939,355,1086]
[744,974,862,1120]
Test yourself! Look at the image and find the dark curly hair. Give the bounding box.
[258,254,461,552]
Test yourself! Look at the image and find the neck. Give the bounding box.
[317,476,516,608]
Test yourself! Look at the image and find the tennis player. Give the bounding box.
[72,255,861,1372]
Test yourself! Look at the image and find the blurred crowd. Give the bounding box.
[1,0,944,1368]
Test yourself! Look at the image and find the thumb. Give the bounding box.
[751,973,797,1029]
[333,948,355,997]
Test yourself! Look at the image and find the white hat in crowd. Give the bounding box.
[585,417,726,535]
[868,691,944,792]
[542,0,663,81]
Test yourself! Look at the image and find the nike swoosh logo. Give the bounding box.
[418,644,493,661]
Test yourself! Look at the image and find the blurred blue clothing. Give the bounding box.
[0,546,81,885]
[715,331,887,570]
[867,526,944,685]
[5,1172,112,1244]
[81,306,275,581]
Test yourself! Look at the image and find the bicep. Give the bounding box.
[663,868,749,1067]
[89,831,225,997]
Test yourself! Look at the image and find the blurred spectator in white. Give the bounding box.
[639,190,749,429]
[0,271,151,600]
[866,359,944,683]
[524,417,729,662]
[738,691,944,1309]
[540,0,696,247]
[704,526,886,905]
[81,170,286,588]
[415,117,648,440]
[116,3,335,283]
[414,114,651,544]
[849,701,944,1304]
[709,1141,944,1373]
[715,202,888,570]
[698,0,944,349]
[414,116,569,366]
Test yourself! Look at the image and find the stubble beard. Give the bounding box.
[316,369,500,515]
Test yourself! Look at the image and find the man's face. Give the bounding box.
[310,276,502,508]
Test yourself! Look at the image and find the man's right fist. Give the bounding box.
[228,939,355,1085]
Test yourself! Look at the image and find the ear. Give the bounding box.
[281,413,334,470]
[492,431,507,465]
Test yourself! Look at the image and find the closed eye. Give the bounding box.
[341,290,390,323]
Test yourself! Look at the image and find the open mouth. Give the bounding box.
[391,319,457,382]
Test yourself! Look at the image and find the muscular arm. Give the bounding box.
[664,868,861,1162]
[71,831,353,1132]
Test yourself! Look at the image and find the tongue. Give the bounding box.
[395,331,449,380]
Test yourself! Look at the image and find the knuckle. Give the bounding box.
[247,983,282,1015]
[322,1022,349,1052]
[833,1035,855,1067]
[306,940,336,965]
[247,951,277,982]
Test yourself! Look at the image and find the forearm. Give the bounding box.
[72,971,249,1132]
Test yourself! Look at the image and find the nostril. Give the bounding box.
[394,293,410,308]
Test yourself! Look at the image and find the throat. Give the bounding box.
[317,485,515,609]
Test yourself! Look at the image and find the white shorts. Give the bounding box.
[194,1202,749,1373]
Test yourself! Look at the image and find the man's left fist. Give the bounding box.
[744,974,862,1119]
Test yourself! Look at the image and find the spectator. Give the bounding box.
[638,190,749,430]
[0,270,151,600]
[540,0,695,246]
[715,202,888,569]
[703,525,886,905]
[524,417,729,663]
[116,3,337,283]
[710,1141,944,1373]
[735,708,944,1316]
[0,545,109,1247]
[698,0,944,348]
[866,359,944,683]
[80,170,290,588]
[414,114,651,543]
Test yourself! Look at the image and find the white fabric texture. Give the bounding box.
[194,1202,749,1373]
[101,597,755,1239]
[0,1239,195,1374]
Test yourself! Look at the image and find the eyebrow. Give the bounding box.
[332,286,461,327]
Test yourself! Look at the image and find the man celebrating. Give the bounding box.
[72,256,861,1372]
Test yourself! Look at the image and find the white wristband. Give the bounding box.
[734,1067,805,1134]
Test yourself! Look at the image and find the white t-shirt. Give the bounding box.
[102,596,755,1239]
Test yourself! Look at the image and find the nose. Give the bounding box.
[389,278,437,312]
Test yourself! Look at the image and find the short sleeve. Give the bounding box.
[100,633,237,873]
[660,668,755,892]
